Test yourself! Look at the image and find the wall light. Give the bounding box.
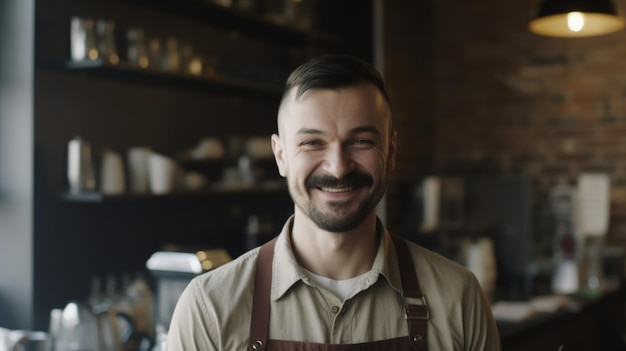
[529,0,625,37]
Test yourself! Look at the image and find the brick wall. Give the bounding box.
[383,0,626,244]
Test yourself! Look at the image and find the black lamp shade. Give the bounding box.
[530,0,625,37]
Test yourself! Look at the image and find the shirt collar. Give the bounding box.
[271,215,405,301]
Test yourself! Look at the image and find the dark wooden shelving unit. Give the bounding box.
[64,59,284,96]
[6,0,371,332]
[62,180,287,203]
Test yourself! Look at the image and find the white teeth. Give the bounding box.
[320,186,352,193]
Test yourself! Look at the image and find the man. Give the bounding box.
[166,54,501,350]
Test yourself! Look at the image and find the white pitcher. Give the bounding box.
[0,327,48,351]
[53,301,135,351]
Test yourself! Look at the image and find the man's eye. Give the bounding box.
[300,140,323,147]
[352,139,374,146]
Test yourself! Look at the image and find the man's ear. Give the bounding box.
[271,134,287,177]
[388,130,397,171]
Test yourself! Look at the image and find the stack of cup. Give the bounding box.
[127,147,152,194]
[147,152,182,195]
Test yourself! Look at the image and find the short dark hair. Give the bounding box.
[282,54,391,108]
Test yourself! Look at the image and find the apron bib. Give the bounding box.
[248,235,429,351]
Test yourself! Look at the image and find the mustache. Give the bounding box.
[305,171,373,189]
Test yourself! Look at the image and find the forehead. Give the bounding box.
[278,83,390,136]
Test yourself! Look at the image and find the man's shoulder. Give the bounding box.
[191,246,261,292]
[402,238,472,279]
[168,246,266,349]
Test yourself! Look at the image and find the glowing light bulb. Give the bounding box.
[567,12,585,32]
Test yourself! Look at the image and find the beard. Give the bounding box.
[292,171,385,232]
[307,196,374,232]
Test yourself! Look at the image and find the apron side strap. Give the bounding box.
[248,238,276,351]
[407,318,428,350]
[405,296,429,350]
[392,235,429,351]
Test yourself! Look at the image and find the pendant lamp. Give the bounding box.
[529,0,625,37]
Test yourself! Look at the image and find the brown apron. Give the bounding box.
[248,235,429,351]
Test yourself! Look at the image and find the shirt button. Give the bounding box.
[332,306,341,314]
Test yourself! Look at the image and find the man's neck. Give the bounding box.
[290,212,379,280]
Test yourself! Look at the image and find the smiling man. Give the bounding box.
[166,55,501,350]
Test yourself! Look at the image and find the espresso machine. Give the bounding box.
[146,249,231,331]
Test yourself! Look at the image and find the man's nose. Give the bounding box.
[322,145,355,179]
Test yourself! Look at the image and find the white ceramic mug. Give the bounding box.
[127,147,152,194]
[148,153,180,195]
[100,149,126,195]
[67,137,96,194]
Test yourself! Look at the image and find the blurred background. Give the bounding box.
[4,0,626,349]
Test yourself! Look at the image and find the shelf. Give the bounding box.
[62,180,288,203]
[64,59,284,96]
[120,0,338,46]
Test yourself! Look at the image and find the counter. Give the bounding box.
[497,286,626,351]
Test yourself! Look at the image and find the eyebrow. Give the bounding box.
[296,128,324,135]
[296,126,382,137]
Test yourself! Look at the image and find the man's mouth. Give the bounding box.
[319,186,353,193]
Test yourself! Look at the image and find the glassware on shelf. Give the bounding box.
[211,0,233,8]
[95,19,119,64]
[127,28,150,68]
[263,0,312,29]
[70,17,98,61]
[148,37,163,70]
[163,37,181,72]
[234,0,257,13]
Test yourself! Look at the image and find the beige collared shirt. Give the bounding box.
[166,216,501,350]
